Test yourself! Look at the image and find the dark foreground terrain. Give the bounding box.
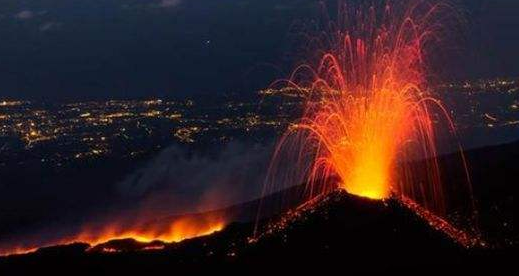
[0,141,516,274]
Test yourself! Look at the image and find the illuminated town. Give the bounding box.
[0,77,517,168]
[0,96,293,166]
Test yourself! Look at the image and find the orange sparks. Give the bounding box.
[263,0,475,231]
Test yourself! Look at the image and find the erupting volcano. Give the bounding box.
[0,0,481,260]
[262,0,476,238]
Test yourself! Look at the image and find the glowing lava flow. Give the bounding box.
[0,214,225,257]
[262,0,475,234]
[76,215,225,247]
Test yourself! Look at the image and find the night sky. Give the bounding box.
[0,0,518,101]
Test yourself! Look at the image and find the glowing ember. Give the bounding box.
[262,0,475,234]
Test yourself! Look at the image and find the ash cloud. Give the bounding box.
[155,0,183,9]
[117,141,272,216]
[14,10,34,20]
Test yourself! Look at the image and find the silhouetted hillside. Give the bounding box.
[0,141,516,274]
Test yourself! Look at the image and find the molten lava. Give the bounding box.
[0,214,225,256]
[264,0,474,230]
[76,215,225,246]
[307,89,417,200]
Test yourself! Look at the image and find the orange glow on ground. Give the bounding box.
[77,216,225,247]
[0,215,225,257]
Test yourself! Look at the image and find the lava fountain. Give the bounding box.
[261,0,475,235]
